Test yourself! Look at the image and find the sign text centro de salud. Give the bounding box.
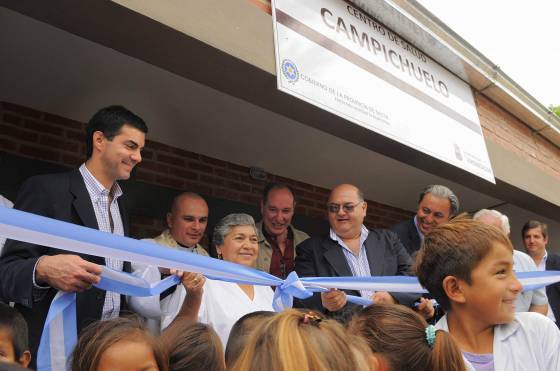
[272,0,495,183]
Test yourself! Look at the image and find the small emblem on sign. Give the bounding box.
[281,59,299,83]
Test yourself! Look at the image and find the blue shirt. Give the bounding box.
[329,225,373,298]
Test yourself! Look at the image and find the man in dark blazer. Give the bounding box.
[295,184,433,320]
[522,220,560,327]
[391,185,459,257]
[0,106,147,366]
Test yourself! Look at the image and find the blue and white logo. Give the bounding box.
[281,59,299,83]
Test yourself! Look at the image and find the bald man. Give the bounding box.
[153,192,210,255]
[295,184,432,320]
[129,192,209,332]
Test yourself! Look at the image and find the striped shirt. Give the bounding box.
[329,225,373,299]
[79,163,124,320]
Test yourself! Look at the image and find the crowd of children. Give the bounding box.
[1,217,559,370]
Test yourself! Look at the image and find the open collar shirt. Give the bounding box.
[79,163,124,320]
[436,312,560,371]
[329,225,373,299]
[413,215,425,241]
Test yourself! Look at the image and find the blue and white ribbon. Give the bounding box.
[1,207,560,370]
[37,270,181,371]
[38,292,76,371]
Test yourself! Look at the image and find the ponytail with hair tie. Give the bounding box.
[425,325,436,347]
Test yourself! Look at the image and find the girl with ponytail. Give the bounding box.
[348,303,467,371]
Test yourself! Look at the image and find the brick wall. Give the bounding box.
[0,101,414,238]
[476,93,560,181]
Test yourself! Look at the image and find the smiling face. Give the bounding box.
[261,187,295,237]
[217,225,259,267]
[94,124,145,184]
[415,193,452,235]
[168,196,209,248]
[523,227,548,258]
[327,184,367,239]
[461,242,521,325]
[97,339,159,371]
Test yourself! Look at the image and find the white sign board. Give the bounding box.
[272,0,495,183]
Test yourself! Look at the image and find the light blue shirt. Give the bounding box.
[329,225,373,298]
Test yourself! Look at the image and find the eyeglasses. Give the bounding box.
[327,201,363,213]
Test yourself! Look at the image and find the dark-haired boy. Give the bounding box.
[415,217,560,371]
[0,105,147,367]
[0,304,31,368]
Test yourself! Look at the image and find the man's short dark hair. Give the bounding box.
[522,220,548,239]
[262,183,296,205]
[85,105,148,158]
[0,303,29,359]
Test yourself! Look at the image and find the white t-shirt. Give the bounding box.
[436,312,560,371]
[161,279,274,347]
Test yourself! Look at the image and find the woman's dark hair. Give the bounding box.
[70,316,167,371]
[348,304,466,371]
[161,321,225,371]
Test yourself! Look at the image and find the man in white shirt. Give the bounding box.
[523,220,560,326]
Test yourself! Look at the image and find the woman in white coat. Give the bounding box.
[160,213,274,347]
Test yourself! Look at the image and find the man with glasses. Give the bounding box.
[391,184,459,257]
[295,184,433,320]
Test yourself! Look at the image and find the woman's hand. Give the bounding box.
[165,270,206,329]
[171,269,205,296]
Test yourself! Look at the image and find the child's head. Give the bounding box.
[0,304,30,368]
[225,310,274,367]
[161,321,224,371]
[71,316,167,371]
[349,303,466,371]
[415,216,522,322]
[230,309,372,371]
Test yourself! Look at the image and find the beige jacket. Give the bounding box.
[152,229,209,256]
[255,221,309,273]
